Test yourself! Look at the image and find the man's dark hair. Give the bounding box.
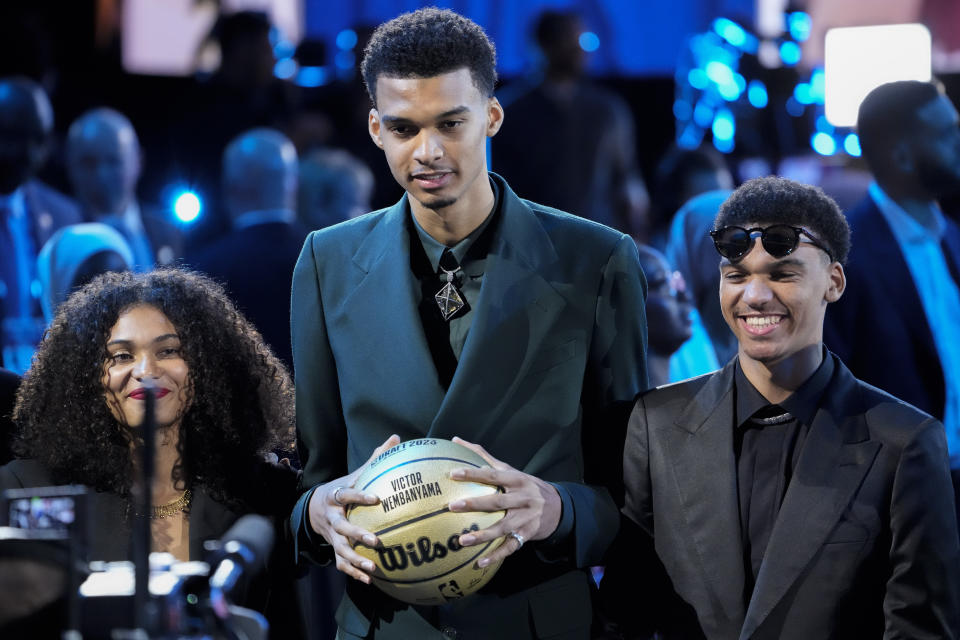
[857,80,944,167]
[361,7,497,106]
[713,176,851,265]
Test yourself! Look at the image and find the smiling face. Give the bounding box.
[102,304,191,430]
[367,68,503,219]
[719,229,844,370]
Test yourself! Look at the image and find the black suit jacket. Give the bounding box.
[602,353,960,639]
[190,220,308,371]
[0,458,305,639]
[823,195,947,420]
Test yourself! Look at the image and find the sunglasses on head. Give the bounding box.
[709,224,834,262]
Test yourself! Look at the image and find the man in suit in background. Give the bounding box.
[65,107,182,270]
[0,77,82,373]
[824,79,960,512]
[191,127,306,370]
[290,8,648,639]
[602,176,959,639]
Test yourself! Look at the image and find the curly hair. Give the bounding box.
[713,176,851,265]
[361,7,497,107]
[13,268,294,509]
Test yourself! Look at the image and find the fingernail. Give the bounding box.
[460,535,475,545]
[450,469,465,479]
[478,558,490,568]
[450,500,465,510]
[363,534,376,546]
[364,561,375,571]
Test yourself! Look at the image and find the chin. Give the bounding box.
[422,196,458,210]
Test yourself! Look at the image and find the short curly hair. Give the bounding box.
[13,268,294,509]
[361,7,497,107]
[713,176,851,265]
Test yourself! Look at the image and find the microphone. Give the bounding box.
[208,515,274,619]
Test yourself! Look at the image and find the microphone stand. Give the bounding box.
[132,381,156,637]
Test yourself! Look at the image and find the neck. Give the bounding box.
[739,343,823,404]
[411,179,495,247]
[880,181,939,228]
[148,427,184,505]
[647,352,672,388]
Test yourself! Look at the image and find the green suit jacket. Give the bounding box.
[289,174,648,639]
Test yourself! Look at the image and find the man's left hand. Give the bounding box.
[448,436,562,567]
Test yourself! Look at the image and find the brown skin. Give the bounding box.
[368,68,503,246]
[719,234,845,403]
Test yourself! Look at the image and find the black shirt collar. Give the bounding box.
[734,347,835,428]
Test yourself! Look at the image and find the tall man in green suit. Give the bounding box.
[288,8,648,639]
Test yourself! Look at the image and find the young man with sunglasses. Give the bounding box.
[601,176,960,639]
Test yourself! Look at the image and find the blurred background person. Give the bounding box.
[666,189,738,364]
[0,76,81,373]
[493,9,648,236]
[637,244,694,387]
[65,107,182,270]
[36,221,133,323]
[650,143,734,249]
[0,269,304,638]
[825,80,960,464]
[297,147,373,230]
[190,128,306,370]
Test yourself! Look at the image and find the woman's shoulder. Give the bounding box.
[0,459,54,491]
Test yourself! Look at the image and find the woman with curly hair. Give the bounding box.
[0,268,303,636]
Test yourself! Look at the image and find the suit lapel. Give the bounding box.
[429,180,565,441]
[661,360,747,625]
[741,358,880,639]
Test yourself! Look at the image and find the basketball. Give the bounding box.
[346,438,506,606]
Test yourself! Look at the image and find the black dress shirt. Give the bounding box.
[733,351,834,602]
[408,179,502,389]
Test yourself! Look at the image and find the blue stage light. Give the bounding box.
[713,18,758,53]
[174,192,202,223]
[712,109,735,141]
[810,68,825,103]
[713,136,734,153]
[843,133,862,157]
[815,115,833,132]
[714,18,746,48]
[336,29,358,50]
[793,83,813,105]
[694,100,714,127]
[673,99,693,121]
[788,12,812,42]
[274,57,297,80]
[780,41,801,66]
[579,32,600,52]
[688,68,709,90]
[811,132,837,156]
[747,80,768,108]
[705,60,735,86]
[296,66,328,88]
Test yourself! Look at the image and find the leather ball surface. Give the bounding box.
[346,438,505,605]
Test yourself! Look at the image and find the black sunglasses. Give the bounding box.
[709,224,834,262]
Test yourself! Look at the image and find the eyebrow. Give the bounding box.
[107,333,180,347]
[380,106,471,125]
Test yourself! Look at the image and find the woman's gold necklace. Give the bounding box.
[150,489,192,519]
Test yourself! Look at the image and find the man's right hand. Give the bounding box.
[307,434,401,583]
